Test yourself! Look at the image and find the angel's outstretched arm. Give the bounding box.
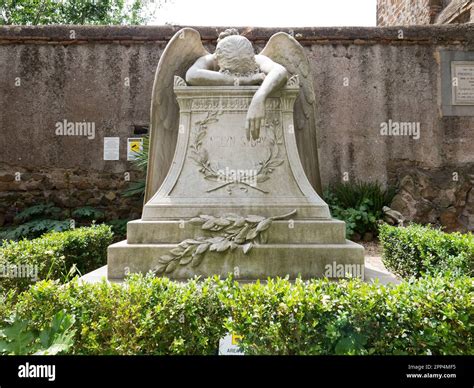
[254,55,288,100]
[186,54,265,86]
[186,55,235,86]
[246,55,288,140]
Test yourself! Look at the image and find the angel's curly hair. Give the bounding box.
[215,29,259,76]
[217,28,240,42]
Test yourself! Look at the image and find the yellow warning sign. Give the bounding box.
[127,138,143,161]
[130,142,140,152]
[231,334,243,345]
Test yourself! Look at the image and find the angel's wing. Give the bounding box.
[261,33,323,195]
[145,28,209,203]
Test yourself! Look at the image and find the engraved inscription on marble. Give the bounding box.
[190,97,281,112]
[452,61,474,105]
[187,109,284,195]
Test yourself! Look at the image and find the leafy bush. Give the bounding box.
[1,274,471,355]
[0,0,155,25]
[72,207,105,221]
[327,198,378,238]
[0,203,70,241]
[0,204,110,243]
[0,225,113,292]
[0,219,71,242]
[106,219,128,241]
[2,276,233,355]
[0,310,75,355]
[379,223,474,279]
[14,203,62,223]
[326,181,395,210]
[228,276,473,355]
[324,181,395,238]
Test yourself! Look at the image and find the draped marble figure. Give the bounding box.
[145,28,323,202]
[107,28,364,281]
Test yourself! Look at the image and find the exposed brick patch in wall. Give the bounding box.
[377,0,473,25]
[377,0,432,26]
[0,163,144,227]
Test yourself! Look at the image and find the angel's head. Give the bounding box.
[215,29,259,76]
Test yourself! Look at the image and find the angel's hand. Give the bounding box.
[246,94,265,140]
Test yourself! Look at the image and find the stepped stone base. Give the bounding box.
[126,219,347,244]
[107,82,365,281]
[107,219,365,281]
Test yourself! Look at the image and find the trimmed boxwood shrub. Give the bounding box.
[1,276,232,355]
[379,223,473,279]
[0,225,113,292]
[1,274,472,355]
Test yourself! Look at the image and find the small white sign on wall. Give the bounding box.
[218,333,244,355]
[127,137,144,161]
[103,137,120,160]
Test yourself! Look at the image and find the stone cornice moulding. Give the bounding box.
[0,25,473,46]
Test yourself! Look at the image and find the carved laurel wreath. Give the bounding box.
[153,209,296,274]
[189,111,284,194]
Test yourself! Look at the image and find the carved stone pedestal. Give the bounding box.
[108,77,364,280]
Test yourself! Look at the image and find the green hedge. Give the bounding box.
[379,223,474,279]
[0,225,113,292]
[1,274,472,355]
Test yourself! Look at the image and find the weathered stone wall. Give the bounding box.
[0,25,473,231]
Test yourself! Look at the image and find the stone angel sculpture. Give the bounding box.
[145,28,323,202]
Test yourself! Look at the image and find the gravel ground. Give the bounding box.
[358,240,400,283]
[359,240,382,257]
